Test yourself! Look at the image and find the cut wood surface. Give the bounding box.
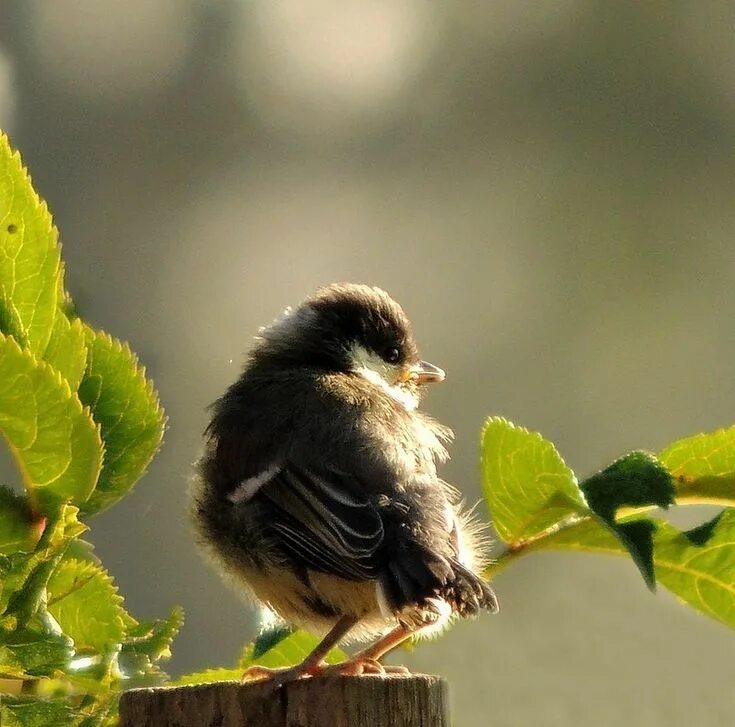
[119,674,449,727]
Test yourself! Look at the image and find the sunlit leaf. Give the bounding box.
[118,606,183,684]
[0,697,78,727]
[47,560,126,654]
[62,538,101,566]
[654,511,735,629]
[44,315,87,392]
[174,625,348,686]
[0,695,83,727]
[78,329,165,515]
[0,620,74,678]
[0,133,61,355]
[240,625,347,669]
[0,334,103,511]
[0,134,173,725]
[481,417,587,545]
[171,667,243,686]
[1,504,85,618]
[660,425,735,507]
[123,605,183,662]
[502,508,735,628]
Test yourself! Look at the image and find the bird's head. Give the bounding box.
[253,283,444,409]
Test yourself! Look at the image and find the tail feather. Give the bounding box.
[381,545,498,617]
[447,558,499,615]
[384,545,450,606]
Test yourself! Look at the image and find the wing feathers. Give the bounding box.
[259,463,384,581]
[251,462,498,615]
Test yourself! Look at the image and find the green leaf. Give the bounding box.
[0,133,61,355]
[515,514,627,558]
[580,451,675,589]
[654,511,735,629]
[0,487,44,557]
[118,606,183,683]
[62,538,101,566]
[497,507,735,629]
[0,290,26,346]
[0,620,74,678]
[43,315,87,392]
[77,329,165,515]
[175,626,348,686]
[0,334,103,511]
[46,560,126,654]
[115,651,165,686]
[123,605,183,662]
[172,667,244,686]
[660,425,735,507]
[240,626,347,669]
[78,703,118,727]
[481,417,587,545]
[0,696,82,727]
[2,505,86,623]
[251,623,294,659]
[581,451,675,519]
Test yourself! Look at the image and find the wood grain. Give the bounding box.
[119,674,449,727]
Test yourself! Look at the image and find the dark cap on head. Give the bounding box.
[253,283,420,372]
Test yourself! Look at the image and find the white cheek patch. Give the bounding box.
[351,345,418,411]
[357,367,419,411]
[228,465,281,504]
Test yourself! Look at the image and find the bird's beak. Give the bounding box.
[410,360,445,384]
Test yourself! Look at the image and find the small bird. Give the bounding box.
[192,283,497,683]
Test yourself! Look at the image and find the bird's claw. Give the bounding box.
[241,658,412,686]
[322,658,412,677]
[382,664,412,675]
[241,664,289,684]
[241,662,323,686]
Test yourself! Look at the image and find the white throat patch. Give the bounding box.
[351,345,418,411]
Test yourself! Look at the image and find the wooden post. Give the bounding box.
[119,674,449,727]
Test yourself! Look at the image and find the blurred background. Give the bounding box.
[1,1,734,724]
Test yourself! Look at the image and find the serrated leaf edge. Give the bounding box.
[0,332,104,499]
[0,133,63,355]
[480,415,580,487]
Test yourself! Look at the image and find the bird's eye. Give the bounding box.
[385,346,401,364]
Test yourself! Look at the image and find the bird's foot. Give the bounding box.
[322,658,412,677]
[241,662,322,686]
[383,664,412,675]
[241,658,411,685]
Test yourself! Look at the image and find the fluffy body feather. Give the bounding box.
[191,284,497,647]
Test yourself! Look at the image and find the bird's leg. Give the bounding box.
[242,614,358,685]
[319,623,416,677]
[353,624,414,662]
[351,624,414,673]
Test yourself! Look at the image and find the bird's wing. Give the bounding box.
[258,463,385,581]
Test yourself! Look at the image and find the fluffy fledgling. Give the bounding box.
[191,283,497,682]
